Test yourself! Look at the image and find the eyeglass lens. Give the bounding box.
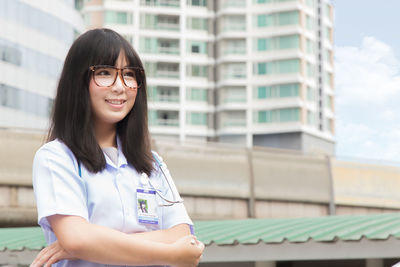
[93,67,139,88]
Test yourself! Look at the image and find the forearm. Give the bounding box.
[50,216,174,266]
[134,223,191,244]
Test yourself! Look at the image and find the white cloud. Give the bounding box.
[335,37,400,163]
[378,109,396,122]
[335,36,400,105]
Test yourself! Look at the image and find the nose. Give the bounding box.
[111,72,125,93]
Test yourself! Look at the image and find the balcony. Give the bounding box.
[221,0,246,8]
[158,46,179,55]
[141,14,180,31]
[151,118,179,127]
[223,96,246,103]
[223,47,246,55]
[140,38,180,55]
[149,86,180,102]
[156,70,179,78]
[222,24,246,32]
[222,120,246,127]
[140,0,179,7]
[149,110,179,127]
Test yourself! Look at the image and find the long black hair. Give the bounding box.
[48,28,154,175]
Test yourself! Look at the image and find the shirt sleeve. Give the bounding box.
[151,152,193,230]
[32,141,89,230]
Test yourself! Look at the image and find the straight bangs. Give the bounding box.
[90,31,142,69]
[90,33,124,67]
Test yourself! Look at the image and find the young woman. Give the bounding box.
[31,28,204,267]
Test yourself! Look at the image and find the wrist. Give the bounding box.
[162,243,177,265]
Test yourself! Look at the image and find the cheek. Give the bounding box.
[88,80,100,103]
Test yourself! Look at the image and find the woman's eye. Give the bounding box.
[124,71,135,78]
[96,69,111,76]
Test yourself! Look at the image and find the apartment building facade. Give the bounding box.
[78,0,335,154]
[0,0,85,130]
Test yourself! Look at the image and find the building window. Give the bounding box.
[255,0,296,3]
[0,83,53,118]
[187,41,207,54]
[148,86,179,102]
[324,26,332,41]
[256,35,299,51]
[256,11,299,28]
[306,39,315,54]
[307,86,315,101]
[192,45,200,53]
[326,95,333,111]
[306,62,315,77]
[325,48,333,63]
[142,0,180,7]
[0,44,22,66]
[256,108,300,123]
[187,17,208,31]
[306,15,315,30]
[188,0,207,7]
[148,110,179,126]
[255,59,300,75]
[140,38,179,54]
[307,110,316,126]
[105,11,132,24]
[187,88,208,101]
[256,83,299,99]
[141,14,180,31]
[306,0,315,8]
[325,71,333,87]
[224,63,246,79]
[223,39,246,54]
[187,65,208,77]
[187,112,208,125]
[222,15,246,31]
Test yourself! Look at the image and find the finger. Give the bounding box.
[31,247,48,265]
[46,250,65,266]
[31,247,52,267]
[32,243,59,267]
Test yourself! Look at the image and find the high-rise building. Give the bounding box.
[0,0,84,130]
[82,0,335,154]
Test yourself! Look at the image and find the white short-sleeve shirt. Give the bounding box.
[32,138,193,267]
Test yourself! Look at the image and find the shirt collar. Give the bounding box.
[103,136,128,169]
[116,136,128,167]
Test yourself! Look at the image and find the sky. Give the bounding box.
[331,0,400,164]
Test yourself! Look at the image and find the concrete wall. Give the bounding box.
[332,159,400,215]
[0,130,44,226]
[253,132,335,155]
[0,129,399,226]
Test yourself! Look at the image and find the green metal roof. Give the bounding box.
[1,213,400,251]
[0,227,45,251]
[195,212,400,245]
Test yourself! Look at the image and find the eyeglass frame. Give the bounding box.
[89,65,145,89]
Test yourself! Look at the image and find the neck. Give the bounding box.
[93,122,117,148]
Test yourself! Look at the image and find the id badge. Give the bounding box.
[136,188,159,225]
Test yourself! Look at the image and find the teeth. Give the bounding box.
[107,100,124,104]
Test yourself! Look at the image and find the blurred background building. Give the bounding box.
[79,0,335,154]
[0,0,84,130]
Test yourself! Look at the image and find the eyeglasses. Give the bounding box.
[89,65,144,89]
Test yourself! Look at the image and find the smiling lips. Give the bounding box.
[106,99,126,105]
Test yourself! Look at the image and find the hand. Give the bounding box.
[170,235,204,267]
[30,240,76,267]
